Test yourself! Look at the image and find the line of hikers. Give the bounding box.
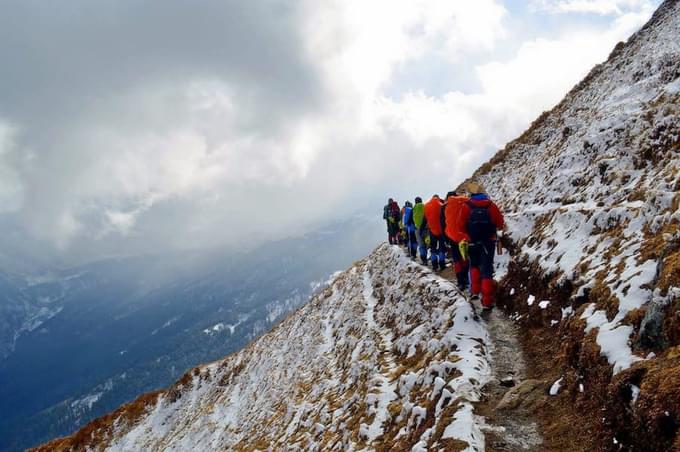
[382,182,504,311]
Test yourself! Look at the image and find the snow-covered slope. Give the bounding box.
[457,1,679,449]
[469,0,679,375]
[38,245,492,451]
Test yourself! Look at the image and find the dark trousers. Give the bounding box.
[429,234,446,264]
[448,237,469,288]
[407,229,417,257]
[468,240,495,278]
[387,221,399,244]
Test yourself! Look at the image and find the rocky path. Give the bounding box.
[476,307,543,451]
[438,266,545,451]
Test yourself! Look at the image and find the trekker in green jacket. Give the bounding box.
[412,197,428,265]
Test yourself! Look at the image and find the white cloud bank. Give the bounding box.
[0,0,659,261]
[532,0,653,15]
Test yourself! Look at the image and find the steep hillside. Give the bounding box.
[2,215,384,452]
[37,245,493,451]
[465,0,680,449]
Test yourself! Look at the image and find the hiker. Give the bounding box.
[402,201,417,258]
[424,194,446,271]
[399,204,408,246]
[443,190,470,291]
[457,182,504,310]
[383,198,401,245]
[412,197,428,264]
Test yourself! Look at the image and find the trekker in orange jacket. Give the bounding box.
[443,191,470,291]
[457,182,504,310]
[424,195,446,271]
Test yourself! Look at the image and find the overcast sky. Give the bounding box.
[0,0,660,265]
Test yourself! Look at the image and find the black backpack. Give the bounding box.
[466,201,495,242]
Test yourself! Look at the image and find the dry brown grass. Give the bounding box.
[31,390,164,452]
[498,238,680,451]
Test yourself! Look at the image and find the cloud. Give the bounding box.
[531,0,655,15]
[0,122,24,213]
[0,0,659,264]
[0,0,323,250]
[475,11,651,114]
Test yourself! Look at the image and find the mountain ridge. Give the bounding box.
[36,245,494,450]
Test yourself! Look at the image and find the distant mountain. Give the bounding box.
[0,213,384,451]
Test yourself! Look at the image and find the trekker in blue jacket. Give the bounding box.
[402,201,417,258]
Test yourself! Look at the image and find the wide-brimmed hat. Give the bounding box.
[465,182,485,194]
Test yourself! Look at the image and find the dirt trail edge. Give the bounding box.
[440,267,545,451]
[476,307,543,451]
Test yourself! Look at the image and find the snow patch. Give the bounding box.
[549,378,563,396]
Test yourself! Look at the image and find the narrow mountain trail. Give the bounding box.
[475,308,543,451]
[361,263,399,444]
[438,266,545,451]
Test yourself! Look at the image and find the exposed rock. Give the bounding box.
[496,379,546,411]
[500,376,516,388]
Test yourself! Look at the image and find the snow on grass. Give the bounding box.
[95,244,493,451]
[581,303,642,374]
[630,384,640,406]
[549,377,563,396]
[474,1,680,376]
[359,265,398,442]
[442,402,485,452]
[318,315,335,355]
[362,268,378,330]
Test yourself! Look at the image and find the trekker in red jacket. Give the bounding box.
[457,183,504,310]
[443,191,470,291]
[424,195,446,271]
